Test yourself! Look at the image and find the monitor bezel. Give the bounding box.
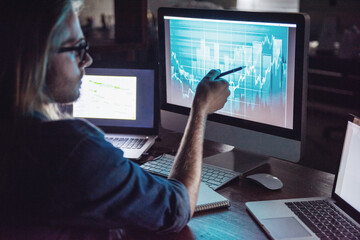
[158,7,309,141]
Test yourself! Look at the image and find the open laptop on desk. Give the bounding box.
[246,114,360,240]
[72,67,159,160]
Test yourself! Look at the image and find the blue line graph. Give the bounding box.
[167,18,290,125]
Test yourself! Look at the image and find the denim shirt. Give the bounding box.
[0,113,190,234]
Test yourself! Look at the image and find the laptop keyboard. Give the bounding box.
[106,137,148,149]
[141,154,240,190]
[286,200,360,240]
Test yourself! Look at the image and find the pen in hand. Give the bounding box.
[215,66,246,79]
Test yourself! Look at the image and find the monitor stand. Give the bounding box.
[203,147,270,176]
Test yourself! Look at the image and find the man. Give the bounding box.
[0,0,230,236]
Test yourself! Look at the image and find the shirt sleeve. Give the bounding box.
[49,121,191,234]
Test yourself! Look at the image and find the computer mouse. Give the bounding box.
[246,173,283,190]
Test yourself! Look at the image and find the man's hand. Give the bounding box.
[192,69,230,114]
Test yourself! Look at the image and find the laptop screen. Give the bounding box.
[72,68,156,133]
[334,116,360,215]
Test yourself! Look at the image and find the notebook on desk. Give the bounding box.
[196,182,230,212]
[246,114,360,240]
[72,67,159,160]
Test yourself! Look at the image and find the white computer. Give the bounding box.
[157,7,309,171]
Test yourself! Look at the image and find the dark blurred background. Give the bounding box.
[78,0,360,174]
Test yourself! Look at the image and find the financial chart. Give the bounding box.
[73,75,137,120]
[166,18,294,128]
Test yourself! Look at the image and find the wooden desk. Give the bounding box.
[125,129,335,240]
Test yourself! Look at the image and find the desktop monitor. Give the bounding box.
[158,8,310,163]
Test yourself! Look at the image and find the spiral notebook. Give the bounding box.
[195,182,230,212]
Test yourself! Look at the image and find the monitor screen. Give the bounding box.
[72,68,157,134]
[158,8,309,162]
[74,74,138,121]
[334,117,360,214]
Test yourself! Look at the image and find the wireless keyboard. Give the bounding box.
[141,154,241,190]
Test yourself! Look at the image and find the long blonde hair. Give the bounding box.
[0,0,82,121]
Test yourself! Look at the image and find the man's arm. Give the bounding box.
[168,69,230,216]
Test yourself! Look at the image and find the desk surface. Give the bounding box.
[125,128,335,240]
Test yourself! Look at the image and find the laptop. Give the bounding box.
[246,114,360,240]
[72,67,159,160]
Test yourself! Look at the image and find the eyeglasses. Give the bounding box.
[57,40,89,63]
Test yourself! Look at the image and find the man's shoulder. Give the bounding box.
[28,118,108,161]
[41,118,104,139]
